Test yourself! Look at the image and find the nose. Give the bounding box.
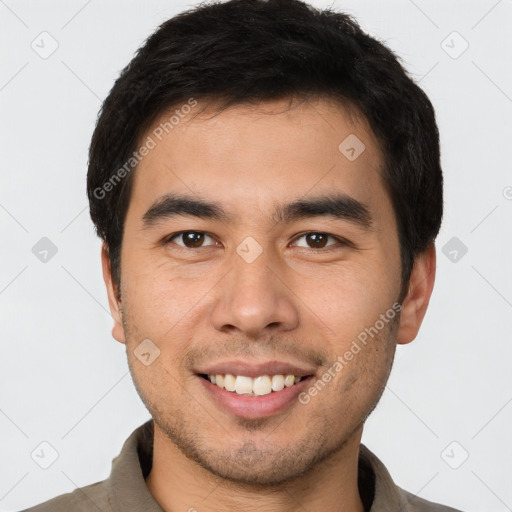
[210,249,300,339]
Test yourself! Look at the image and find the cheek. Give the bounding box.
[331,318,397,408]
[120,247,193,333]
[295,261,399,342]
[120,256,221,376]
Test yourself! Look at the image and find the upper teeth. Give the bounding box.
[208,374,302,396]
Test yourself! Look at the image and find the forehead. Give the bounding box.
[127,97,391,227]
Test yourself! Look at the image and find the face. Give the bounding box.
[103,97,421,486]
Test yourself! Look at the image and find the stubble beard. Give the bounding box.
[121,305,399,487]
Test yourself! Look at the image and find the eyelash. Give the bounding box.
[163,231,350,251]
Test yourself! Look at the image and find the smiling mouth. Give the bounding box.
[198,373,312,396]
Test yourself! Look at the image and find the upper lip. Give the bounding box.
[196,360,317,379]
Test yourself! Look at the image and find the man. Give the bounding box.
[22,0,463,510]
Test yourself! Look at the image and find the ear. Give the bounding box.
[101,243,126,344]
[396,242,436,345]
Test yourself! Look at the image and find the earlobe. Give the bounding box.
[100,243,126,344]
[396,243,436,345]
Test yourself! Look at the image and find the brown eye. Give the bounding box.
[167,231,216,248]
[306,233,328,248]
[293,232,339,249]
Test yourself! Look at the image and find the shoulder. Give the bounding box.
[18,479,111,512]
[400,487,467,512]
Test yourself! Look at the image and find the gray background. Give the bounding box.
[1,0,511,511]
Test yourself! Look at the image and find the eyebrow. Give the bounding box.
[141,192,373,230]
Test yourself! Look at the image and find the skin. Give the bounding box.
[101,97,436,512]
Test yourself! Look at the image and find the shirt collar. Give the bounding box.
[107,419,411,512]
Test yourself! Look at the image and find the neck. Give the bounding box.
[146,423,366,512]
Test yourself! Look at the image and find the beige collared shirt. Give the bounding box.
[21,420,464,512]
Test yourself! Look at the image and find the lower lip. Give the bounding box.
[198,375,313,419]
